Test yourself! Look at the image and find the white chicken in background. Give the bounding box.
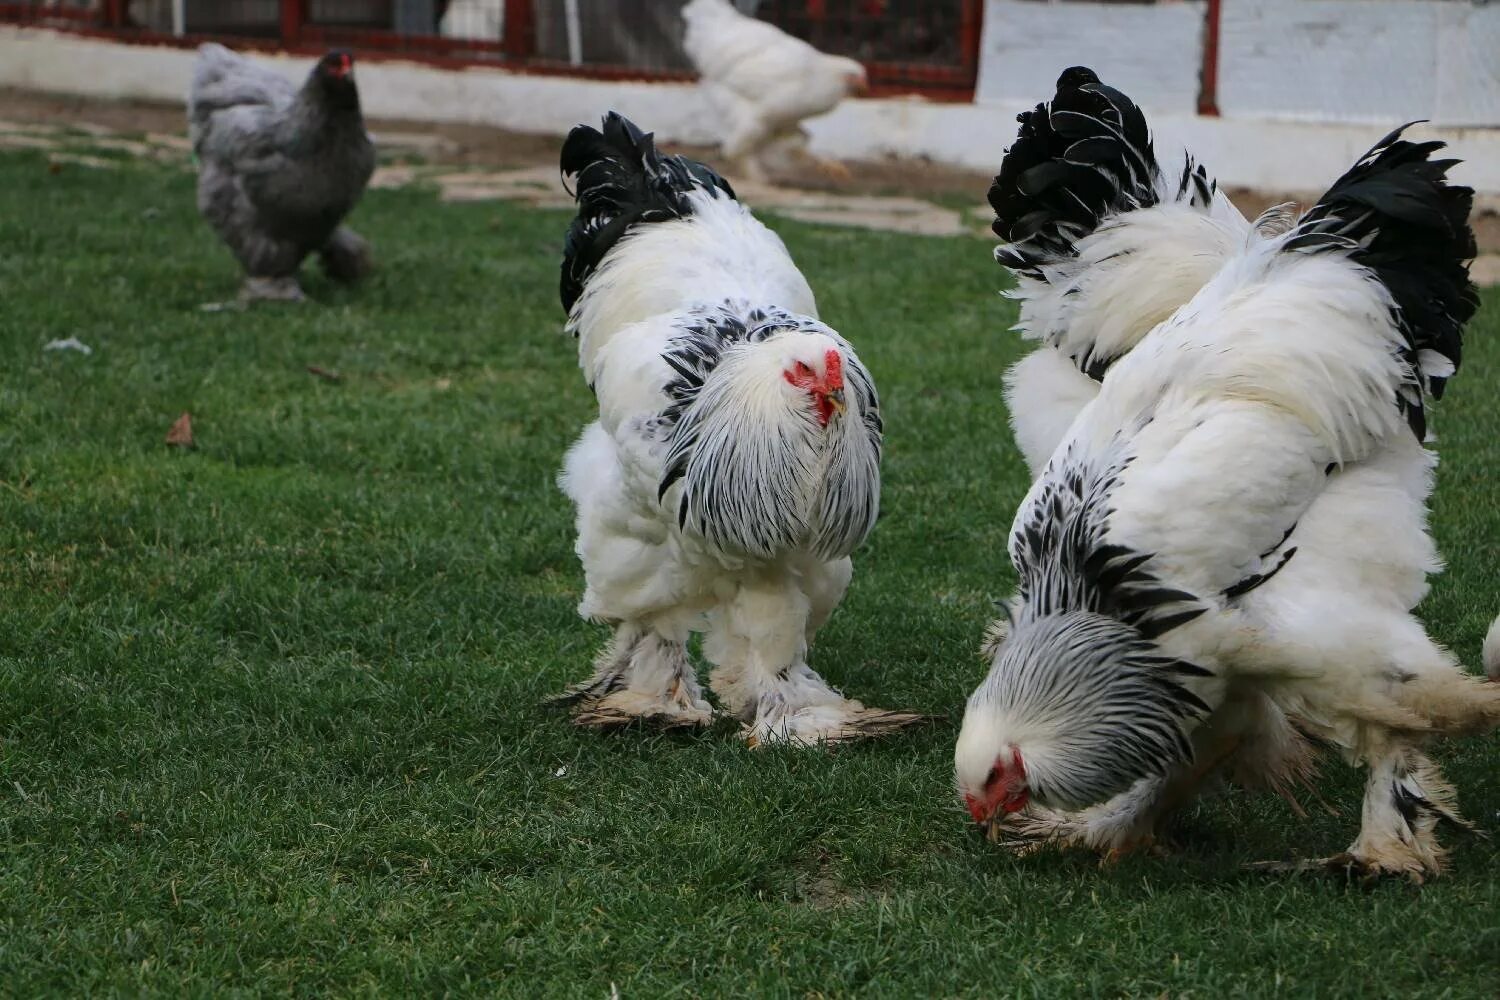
[549,113,922,746]
[959,114,1500,880]
[681,0,868,183]
[439,0,504,39]
[989,67,1263,481]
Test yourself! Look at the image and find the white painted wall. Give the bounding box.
[1219,0,1500,127]
[2,25,1499,194]
[976,0,1205,114]
[975,0,1500,129]
[0,27,726,140]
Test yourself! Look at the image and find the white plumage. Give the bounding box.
[439,0,504,39]
[552,114,920,745]
[681,0,867,181]
[960,69,1495,880]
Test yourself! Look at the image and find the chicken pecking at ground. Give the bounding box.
[681,0,868,184]
[958,73,1500,880]
[188,45,376,304]
[549,112,922,746]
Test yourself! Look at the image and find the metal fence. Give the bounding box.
[0,0,983,97]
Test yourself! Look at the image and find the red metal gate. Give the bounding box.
[0,0,983,99]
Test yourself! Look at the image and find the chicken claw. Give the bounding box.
[567,700,715,731]
[1244,852,1431,885]
[547,630,715,731]
[814,157,853,184]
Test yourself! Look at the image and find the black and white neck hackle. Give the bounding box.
[559,112,736,313]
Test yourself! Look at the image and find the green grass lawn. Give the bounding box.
[2,149,1499,997]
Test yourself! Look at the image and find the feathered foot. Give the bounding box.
[978,764,1225,862]
[982,810,1169,868]
[715,662,927,748]
[812,156,853,184]
[980,806,1091,857]
[731,152,771,185]
[1244,853,1432,885]
[744,692,928,748]
[318,226,374,284]
[1246,748,1473,883]
[238,275,305,303]
[547,626,714,731]
[980,781,1176,861]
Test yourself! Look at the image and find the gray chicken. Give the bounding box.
[188,45,377,303]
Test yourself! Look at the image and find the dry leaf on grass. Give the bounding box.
[306,365,343,383]
[165,412,194,449]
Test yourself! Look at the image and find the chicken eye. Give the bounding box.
[793,362,813,380]
[985,763,1004,789]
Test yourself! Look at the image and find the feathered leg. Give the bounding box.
[196,165,306,306]
[1237,612,1500,880]
[721,112,773,184]
[705,573,924,747]
[548,622,713,730]
[987,776,1171,860]
[318,225,374,284]
[1249,745,1467,883]
[774,128,852,184]
[554,424,713,730]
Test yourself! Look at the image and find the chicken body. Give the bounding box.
[189,45,375,302]
[552,114,918,745]
[963,81,1496,879]
[681,0,867,182]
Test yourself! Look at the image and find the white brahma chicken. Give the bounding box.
[959,120,1500,880]
[978,66,1264,665]
[550,113,921,746]
[989,67,1263,481]
[439,0,503,39]
[681,0,867,182]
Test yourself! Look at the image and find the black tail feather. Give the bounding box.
[990,66,1209,278]
[1284,123,1478,440]
[559,112,736,312]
